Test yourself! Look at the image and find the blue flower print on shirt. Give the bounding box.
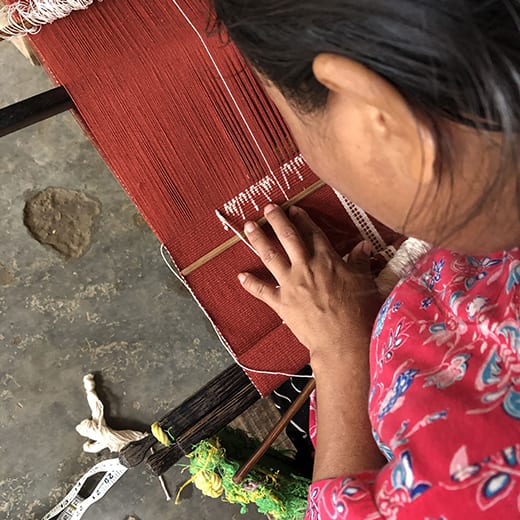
[391,411,448,450]
[372,428,394,461]
[449,445,520,510]
[429,322,447,335]
[381,320,407,364]
[424,354,470,390]
[449,290,464,313]
[499,324,520,355]
[503,388,520,419]
[481,349,502,386]
[392,301,402,313]
[421,259,445,291]
[463,256,503,290]
[466,296,490,320]
[506,260,520,294]
[421,297,433,310]
[374,295,394,338]
[391,451,431,501]
[477,343,520,420]
[378,369,419,420]
[464,256,504,291]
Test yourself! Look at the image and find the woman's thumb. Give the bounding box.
[347,241,373,272]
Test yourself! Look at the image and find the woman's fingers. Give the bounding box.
[244,203,307,275]
[288,205,333,255]
[238,273,280,311]
[262,204,307,264]
[244,220,289,280]
[346,240,373,274]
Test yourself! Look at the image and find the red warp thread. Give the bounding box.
[26,0,399,396]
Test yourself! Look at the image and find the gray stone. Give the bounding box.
[24,187,101,259]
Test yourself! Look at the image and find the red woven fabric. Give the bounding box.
[26,0,398,395]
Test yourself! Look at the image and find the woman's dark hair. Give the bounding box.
[212,0,520,222]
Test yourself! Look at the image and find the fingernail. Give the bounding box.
[362,241,373,255]
[264,204,278,215]
[238,273,247,284]
[244,221,257,234]
[289,205,299,216]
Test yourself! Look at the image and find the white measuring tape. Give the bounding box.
[41,458,128,520]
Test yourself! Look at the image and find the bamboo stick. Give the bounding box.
[232,378,315,484]
[180,180,326,276]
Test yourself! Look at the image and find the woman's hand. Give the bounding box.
[238,204,383,361]
[240,203,388,478]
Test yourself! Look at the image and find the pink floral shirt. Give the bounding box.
[306,248,520,519]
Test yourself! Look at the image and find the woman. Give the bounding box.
[213,1,520,517]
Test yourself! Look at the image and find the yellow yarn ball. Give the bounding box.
[194,471,224,499]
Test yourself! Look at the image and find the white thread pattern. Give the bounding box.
[0,0,97,38]
[333,189,390,254]
[169,0,290,202]
[215,210,259,257]
[223,154,306,220]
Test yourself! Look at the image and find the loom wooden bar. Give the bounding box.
[119,364,258,468]
[0,86,73,137]
[180,180,326,276]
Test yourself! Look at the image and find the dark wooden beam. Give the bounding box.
[0,86,74,137]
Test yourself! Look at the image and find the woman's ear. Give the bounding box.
[313,53,436,185]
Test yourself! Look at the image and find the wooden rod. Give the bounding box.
[0,86,74,137]
[233,378,315,484]
[180,180,326,276]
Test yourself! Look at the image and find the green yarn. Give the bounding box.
[181,429,310,519]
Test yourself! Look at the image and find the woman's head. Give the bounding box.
[212,0,520,253]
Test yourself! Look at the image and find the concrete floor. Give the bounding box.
[0,43,264,519]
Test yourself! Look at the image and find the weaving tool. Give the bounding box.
[1,0,400,397]
[233,378,316,485]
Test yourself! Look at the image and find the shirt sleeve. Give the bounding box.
[304,444,520,519]
[304,248,520,518]
[306,390,385,519]
[305,471,381,520]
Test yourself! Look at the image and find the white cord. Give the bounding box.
[75,374,147,454]
[0,0,97,38]
[215,210,259,257]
